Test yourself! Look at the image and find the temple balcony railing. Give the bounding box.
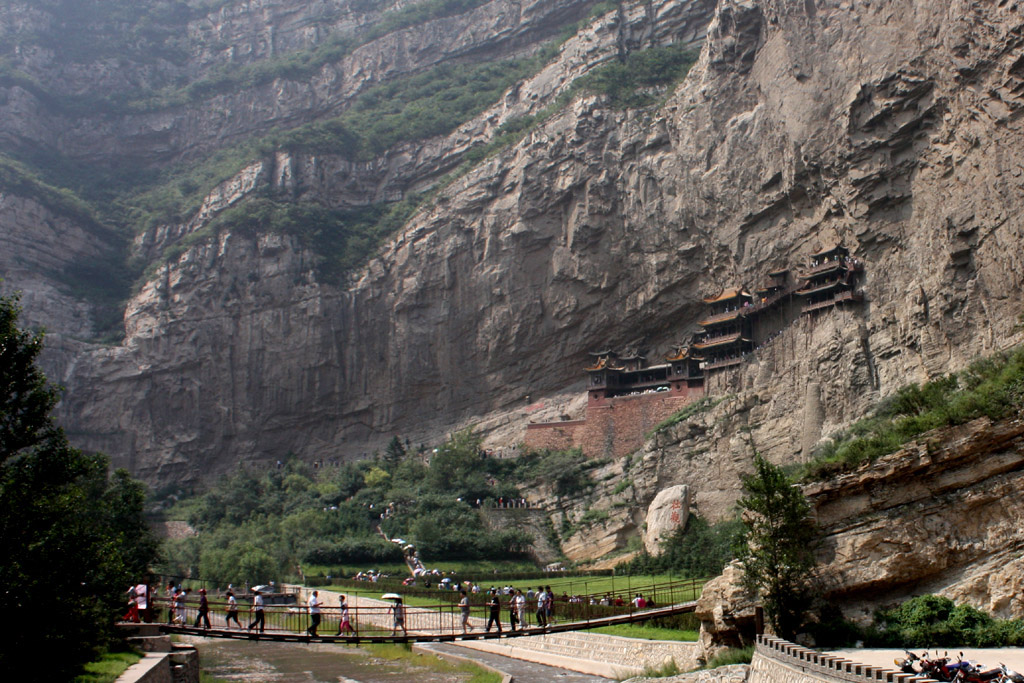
[702,357,744,371]
[801,290,863,314]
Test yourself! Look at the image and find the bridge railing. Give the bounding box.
[312,575,706,610]
[144,576,704,638]
[150,598,464,635]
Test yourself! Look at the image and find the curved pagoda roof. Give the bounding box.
[702,288,752,304]
[810,244,849,259]
[665,347,691,362]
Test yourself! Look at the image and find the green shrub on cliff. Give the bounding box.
[802,344,1024,480]
[617,514,742,578]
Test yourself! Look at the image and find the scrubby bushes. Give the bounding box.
[572,43,699,108]
[646,396,726,438]
[807,595,1024,648]
[802,345,1024,481]
[617,514,742,578]
[871,595,1024,648]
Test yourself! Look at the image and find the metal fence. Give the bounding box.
[146,576,704,640]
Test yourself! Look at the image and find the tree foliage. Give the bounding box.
[736,454,818,638]
[618,514,743,578]
[0,292,160,679]
[163,430,550,584]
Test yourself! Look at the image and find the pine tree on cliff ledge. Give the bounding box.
[0,290,160,679]
[737,454,818,640]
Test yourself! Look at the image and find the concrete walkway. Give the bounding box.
[419,642,613,682]
[827,648,1024,673]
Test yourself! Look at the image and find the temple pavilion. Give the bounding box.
[586,348,703,404]
[691,288,755,371]
[795,245,864,314]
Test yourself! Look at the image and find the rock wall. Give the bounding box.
[690,413,1024,651]
[480,507,561,564]
[3,0,1024,492]
[808,414,1024,621]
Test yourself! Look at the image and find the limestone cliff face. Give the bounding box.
[3,0,1024,494]
[691,413,1024,649]
[0,0,602,164]
[808,415,1024,620]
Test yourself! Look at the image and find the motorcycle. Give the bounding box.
[1000,664,1024,683]
[894,651,972,682]
[953,659,1003,683]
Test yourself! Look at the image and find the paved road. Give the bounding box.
[828,648,1024,674]
[418,642,613,682]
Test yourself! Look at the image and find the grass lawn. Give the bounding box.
[591,623,699,641]
[520,573,693,597]
[72,650,142,683]
[303,559,541,578]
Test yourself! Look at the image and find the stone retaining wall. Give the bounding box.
[117,646,198,683]
[455,630,701,678]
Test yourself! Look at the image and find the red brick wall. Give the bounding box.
[524,420,584,452]
[579,394,694,459]
[523,390,700,458]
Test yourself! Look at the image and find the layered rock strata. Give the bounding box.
[2,0,1024,492]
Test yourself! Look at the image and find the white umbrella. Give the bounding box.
[381,593,402,600]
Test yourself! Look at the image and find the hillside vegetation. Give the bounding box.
[159,432,607,585]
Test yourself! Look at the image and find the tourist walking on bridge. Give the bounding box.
[248,589,265,633]
[485,590,502,633]
[459,590,472,634]
[174,588,188,624]
[136,582,150,622]
[165,582,176,624]
[306,590,321,638]
[388,598,407,636]
[123,586,140,623]
[194,588,211,629]
[225,591,241,629]
[513,589,526,630]
[535,586,548,627]
[336,595,354,635]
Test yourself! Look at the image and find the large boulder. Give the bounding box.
[694,562,759,660]
[644,485,690,553]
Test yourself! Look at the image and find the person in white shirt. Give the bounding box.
[306,590,321,637]
[225,591,241,629]
[535,588,548,627]
[247,589,265,633]
[135,583,149,622]
[513,589,526,630]
[336,595,354,635]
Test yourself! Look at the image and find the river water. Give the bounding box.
[188,638,473,682]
